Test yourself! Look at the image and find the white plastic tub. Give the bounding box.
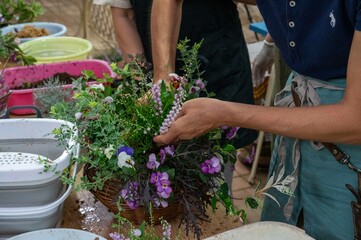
[7,229,106,240]
[0,181,74,239]
[204,221,315,240]
[0,118,78,239]
[0,118,77,206]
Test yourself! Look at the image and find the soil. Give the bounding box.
[15,25,50,38]
[12,72,95,90]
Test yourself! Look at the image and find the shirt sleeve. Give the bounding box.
[92,0,132,9]
[355,0,361,30]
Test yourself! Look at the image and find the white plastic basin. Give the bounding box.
[7,229,106,240]
[204,221,315,240]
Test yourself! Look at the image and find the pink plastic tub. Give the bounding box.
[3,60,116,115]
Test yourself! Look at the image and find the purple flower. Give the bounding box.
[156,173,172,199]
[225,127,240,140]
[146,153,160,170]
[150,172,163,184]
[117,146,134,156]
[164,145,175,157]
[189,86,200,94]
[200,156,222,174]
[159,149,166,164]
[195,79,205,89]
[162,220,172,239]
[153,196,168,208]
[120,182,140,209]
[109,232,129,240]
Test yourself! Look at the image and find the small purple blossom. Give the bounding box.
[121,182,140,209]
[159,149,166,164]
[152,80,163,115]
[156,173,172,199]
[195,79,205,89]
[0,14,4,24]
[164,145,175,157]
[146,153,160,170]
[109,232,129,240]
[225,127,240,140]
[162,220,172,240]
[189,86,200,94]
[200,156,222,174]
[150,172,163,184]
[153,196,168,208]
[159,87,184,134]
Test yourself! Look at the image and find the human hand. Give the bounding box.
[252,40,274,87]
[153,98,224,145]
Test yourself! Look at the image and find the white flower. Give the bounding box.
[14,38,21,45]
[103,96,114,103]
[104,145,115,159]
[75,112,82,120]
[89,83,105,91]
[131,229,142,237]
[117,152,135,169]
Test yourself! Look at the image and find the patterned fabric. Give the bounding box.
[261,73,361,240]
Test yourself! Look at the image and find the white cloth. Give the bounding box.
[92,0,132,8]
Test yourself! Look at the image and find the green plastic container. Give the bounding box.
[19,36,93,64]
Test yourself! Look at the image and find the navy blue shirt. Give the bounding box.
[257,0,361,80]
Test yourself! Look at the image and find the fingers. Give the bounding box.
[153,124,180,145]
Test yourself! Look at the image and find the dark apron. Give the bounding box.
[130,0,257,148]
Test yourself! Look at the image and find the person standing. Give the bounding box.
[153,1,361,239]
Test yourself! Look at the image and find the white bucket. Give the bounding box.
[7,229,106,240]
[204,221,315,240]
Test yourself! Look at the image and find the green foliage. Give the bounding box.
[33,76,73,117]
[0,0,44,27]
[111,203,181,240]
[0,30,36,65]
[51,42,246,239]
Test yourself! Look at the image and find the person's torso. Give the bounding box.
[257,0,361,80]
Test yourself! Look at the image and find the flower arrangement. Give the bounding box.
[51,40,293,239]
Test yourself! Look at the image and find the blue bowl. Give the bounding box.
[0,22,67,43]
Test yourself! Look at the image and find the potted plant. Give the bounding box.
[51,41,293,239]
[3,59,116,115]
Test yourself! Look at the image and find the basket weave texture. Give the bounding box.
[84,164,181,225]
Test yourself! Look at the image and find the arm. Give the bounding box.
[154,31,361,145]
[233,0,256,4]
[151,0,183,83]
[110,7,144,65]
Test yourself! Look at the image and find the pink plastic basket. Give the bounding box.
[3,60,116,115]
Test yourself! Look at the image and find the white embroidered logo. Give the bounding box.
[329,10,336,28]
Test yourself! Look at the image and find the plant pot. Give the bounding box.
[3,59,116,115]
[0,22,67,43]
[84,164,182,225]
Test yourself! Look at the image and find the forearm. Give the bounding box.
[111,7,144,63]
[151,0,183,83]
[219,101,361,144]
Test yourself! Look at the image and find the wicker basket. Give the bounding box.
[84,164,181,225]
